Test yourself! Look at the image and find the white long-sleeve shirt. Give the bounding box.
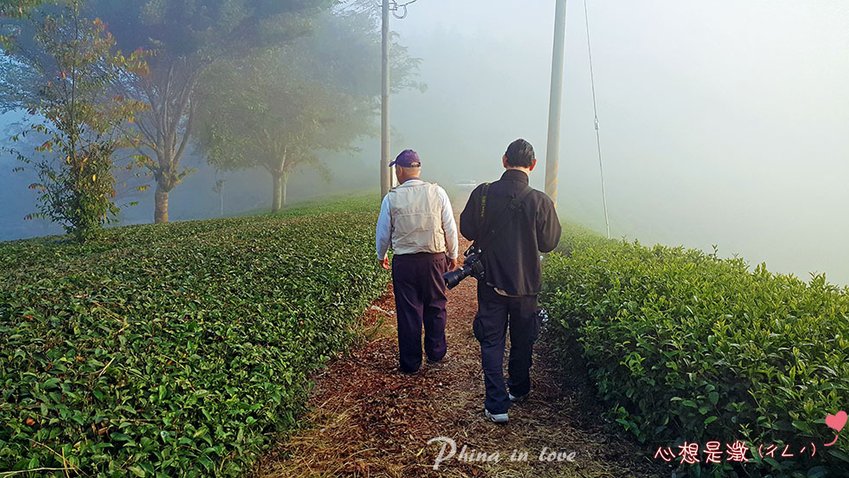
[376,179,459,260]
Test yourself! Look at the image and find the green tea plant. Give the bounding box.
[541,228,849,477]
[0,197,387,476]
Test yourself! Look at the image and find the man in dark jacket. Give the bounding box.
[459,138,561,423]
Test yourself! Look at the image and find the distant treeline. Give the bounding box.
[1,0,419,241]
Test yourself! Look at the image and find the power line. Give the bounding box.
[389,0,418,19]
[583,0,611,239]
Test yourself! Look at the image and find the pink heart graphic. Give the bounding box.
[825,411,848,433]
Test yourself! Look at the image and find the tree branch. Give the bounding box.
[173,97,194,163]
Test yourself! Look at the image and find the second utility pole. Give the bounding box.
[545,0,567,204]
[381,0,392,197]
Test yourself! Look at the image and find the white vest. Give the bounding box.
[388,181,446,255]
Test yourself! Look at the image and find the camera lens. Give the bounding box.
[443,265,470,289]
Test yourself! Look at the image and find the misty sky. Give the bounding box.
[386,0,849,285]
[2,0,848,286]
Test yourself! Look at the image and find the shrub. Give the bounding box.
[0,198,387,476]
[6,2,148,243]
[541,228,849,476]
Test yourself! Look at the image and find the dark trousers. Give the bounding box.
[472,284,540,414]
[392,253,449,373]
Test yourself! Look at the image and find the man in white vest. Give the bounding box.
[376,149,459,374]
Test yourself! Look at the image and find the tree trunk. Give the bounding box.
[272,173,283,213]
[154,184,169,223]
[137,61,200,226]
[281,173,289,209]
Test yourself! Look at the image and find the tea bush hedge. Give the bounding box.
[541,228,849,477]
[0,197,387,476]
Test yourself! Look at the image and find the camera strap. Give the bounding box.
[475,184,533,250]
[479,183,490,220]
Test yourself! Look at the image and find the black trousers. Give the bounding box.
[472,283,540,414]
[392,253,449,373]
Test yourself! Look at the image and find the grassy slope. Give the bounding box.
[0,195,388,476]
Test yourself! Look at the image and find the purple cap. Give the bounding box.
[389,149,421,168]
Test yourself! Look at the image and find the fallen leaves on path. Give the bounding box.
[254,240,668,478]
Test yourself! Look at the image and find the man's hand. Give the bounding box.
[379,257,390,270]
[449,257,459,271]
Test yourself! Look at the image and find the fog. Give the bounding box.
[2,0,848,285]
[387,0,849,285]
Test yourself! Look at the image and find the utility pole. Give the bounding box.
[545,0,567,204]
[380,0,392,197]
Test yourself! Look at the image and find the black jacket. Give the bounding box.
[459,169,562,296]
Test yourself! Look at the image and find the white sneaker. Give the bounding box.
[485,409,509,424]
[509,392,528,403]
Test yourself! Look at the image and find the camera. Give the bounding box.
[444,246,485,289]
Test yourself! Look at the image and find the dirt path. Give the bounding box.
[255,239,668,478]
